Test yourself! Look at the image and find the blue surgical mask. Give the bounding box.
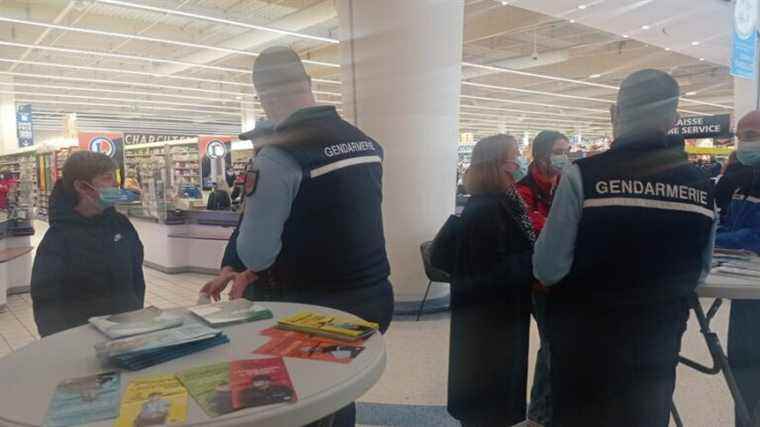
[512,157,528,181]
[737,140,760,167]
[550,154,571,171]
[85,183,136,208]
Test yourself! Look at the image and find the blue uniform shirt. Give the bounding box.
[236,146,302,271]
[533,164,717,286]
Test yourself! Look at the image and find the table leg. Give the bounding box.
[677,296,754,426]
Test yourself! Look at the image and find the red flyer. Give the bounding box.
[229,358,297,410]
[254,334,365,365]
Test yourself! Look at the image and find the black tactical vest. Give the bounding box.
[267,106,390,290]
[553,134,715,305]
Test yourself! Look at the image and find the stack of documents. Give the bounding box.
[95,322,228,371]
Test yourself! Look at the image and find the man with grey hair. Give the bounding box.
[533,69,717,426]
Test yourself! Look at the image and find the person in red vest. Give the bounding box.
[0,171,17,210]
[515,130,570,427]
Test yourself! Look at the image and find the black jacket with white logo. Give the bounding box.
[31,182,145,337]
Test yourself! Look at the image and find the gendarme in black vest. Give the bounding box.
[555,133,714,305]
[266,106,390,290]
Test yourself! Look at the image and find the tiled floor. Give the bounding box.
[0,267,738,426]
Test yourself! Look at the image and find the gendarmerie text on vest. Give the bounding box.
[595,179,708,206]
[323,141,376,157]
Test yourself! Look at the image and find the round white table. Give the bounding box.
[0,302,387,427]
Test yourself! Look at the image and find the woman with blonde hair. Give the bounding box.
[446,133,535,427]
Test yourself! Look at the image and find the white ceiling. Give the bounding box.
[0,0,739,140]
[511,0,732,65]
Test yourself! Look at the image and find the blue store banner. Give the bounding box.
[731,0,759,79]
[16,104,33,148]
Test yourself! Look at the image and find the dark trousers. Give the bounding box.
[529,291,553,426]
[547,298,689,427]
[728,299,760,427]
[245,279,395,427]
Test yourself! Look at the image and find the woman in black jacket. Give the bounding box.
[447,134,535,427]
[32,151,145,337]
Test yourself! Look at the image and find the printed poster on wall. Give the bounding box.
[198,135,233,190]
[16,104,34,148]
[78,131,126,185]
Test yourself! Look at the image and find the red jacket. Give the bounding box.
[516,165,556,234]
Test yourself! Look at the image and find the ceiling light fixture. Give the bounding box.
[699,57,705,61]
[641,25,651,30]
[0,17,339,69]
[570,19,576,23]
[589,74,602,79]
[691,41,701,46]
[665,47,671,51]
[578,4,588,10]
[622,35,629,38]
[93,0,339,44]
[463,81,616,104]
[461,62,731,110]
[686,91,698,96]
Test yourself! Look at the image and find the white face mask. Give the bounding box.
[550,154,571,172]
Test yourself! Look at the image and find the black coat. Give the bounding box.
[207,190,231,211]
[31,182,146,337]
[447,193,533,424]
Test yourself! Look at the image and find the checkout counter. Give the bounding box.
[0,218,35,310]
[118,206,238,275]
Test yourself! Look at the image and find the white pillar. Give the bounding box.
[734,77,759,122]
[241,104,256,134]
[733,2,760,126]
[337,0,464,300]
[0,76,17,156]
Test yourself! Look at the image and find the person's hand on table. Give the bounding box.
[229,270,258,300]
[201,268,239,302]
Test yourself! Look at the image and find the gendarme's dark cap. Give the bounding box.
[617,69,680,117]
[252,46,309,91]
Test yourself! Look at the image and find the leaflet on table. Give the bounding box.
[229,358,297,410]
[713,266,760,279]
[114,374,187,427]
[176,362,235,417]
[95,322,221,359]
[189,300,273,326]
[42,372,121,427]
[255,329,365,364]
[89,306,184,339]
[111,334,230,371]
[277,311,378,342]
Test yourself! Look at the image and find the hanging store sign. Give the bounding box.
[16,104,33,148]
[731,0,759,79]
[668,114,731,139]
[78,131,126,184]
[123,133,193,146]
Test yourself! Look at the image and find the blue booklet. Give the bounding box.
[43,372,121,427]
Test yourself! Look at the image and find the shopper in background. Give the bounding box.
[206,181,231,211]
[515,130,569,427]
[517,130,570,233]
[716,150,744,216]
[447,134,533,427]
[715,111,760,427]
[202,46,393,427]
[31,151,145,337]
[534,69,716,426]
